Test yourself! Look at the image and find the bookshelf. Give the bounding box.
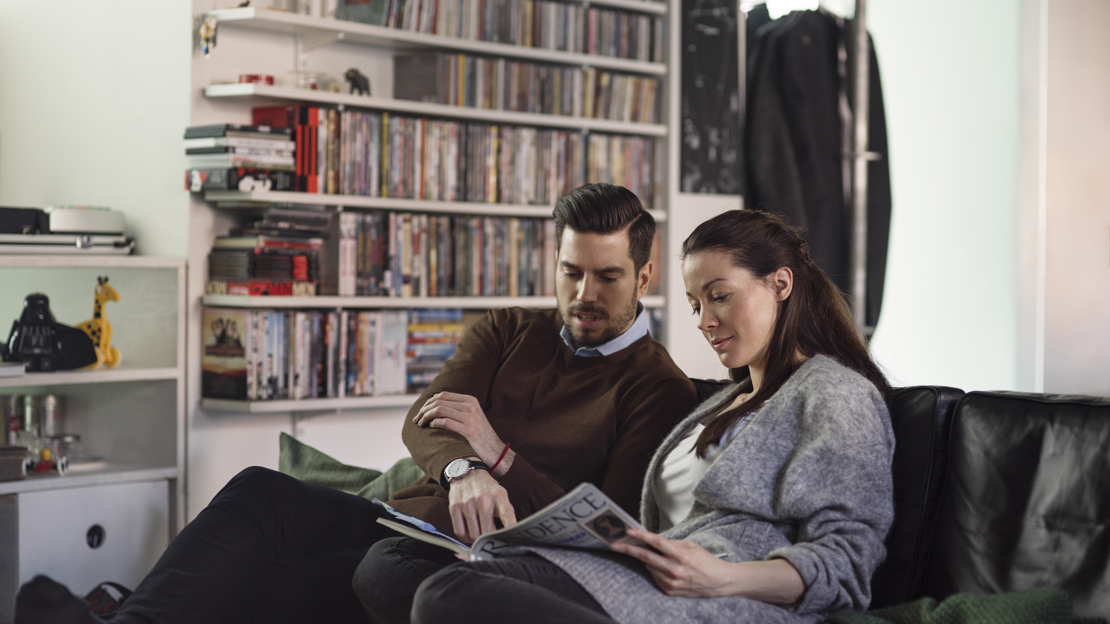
[205,6,667,74]
[204,83,669,137]
[200,294,665,309]
[187,0,674,511]
[0,255,185,619]
[200,189,667,221]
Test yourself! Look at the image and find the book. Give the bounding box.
[187,154,295,171]
[374,482,646,561]
[185,124,292,139]
[185,168,296,192]
[212,235,323,251]
[184,137,296,150]
[205,280,317,297]
[0,362,26,378]
[201,307,251,399]
[0,446,27,482]
[186,146,295,157]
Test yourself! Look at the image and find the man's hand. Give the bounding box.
[447,468,518,543]
[415,392,514,476]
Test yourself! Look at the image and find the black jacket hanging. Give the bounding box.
[745,9,891,330]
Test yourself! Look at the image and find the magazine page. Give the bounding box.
[374,483,645,562]
[373,498,470,555]
[469,482,645,561]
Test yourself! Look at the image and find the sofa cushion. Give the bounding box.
[278,432,427,501]
[923,391,1110,619]
[870,386,964,609]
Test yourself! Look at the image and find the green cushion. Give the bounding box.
[278,432,426,501]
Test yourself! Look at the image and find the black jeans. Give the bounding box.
[117,467,394,624]
[353,536,617,624]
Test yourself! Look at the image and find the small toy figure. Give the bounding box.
[3,294,58,371]
[344,68,370,96]
[200,15,218,57]
[74,277,121,368]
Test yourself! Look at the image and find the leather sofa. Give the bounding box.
[690,380,1110,619]
[873,387,1110,619]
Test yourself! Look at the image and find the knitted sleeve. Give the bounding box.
[764,367,894,615]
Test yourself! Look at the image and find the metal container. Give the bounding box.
[4,394,23,446]
[23,395,39,437]
[41,395,62,437]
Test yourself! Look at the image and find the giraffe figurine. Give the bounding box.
[74,276,121,368]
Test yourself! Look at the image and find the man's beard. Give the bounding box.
[564,292,640,349]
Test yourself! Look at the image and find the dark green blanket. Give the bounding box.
[825,588,1105,624]
[277,432,426,502]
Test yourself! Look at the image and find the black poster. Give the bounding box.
[680,0,743,194]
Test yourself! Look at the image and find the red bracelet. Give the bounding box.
[490,442,511,473]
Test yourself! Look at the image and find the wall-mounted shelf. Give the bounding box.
[201,294,665,309]
[206,7,667,75]
[201,189,668,222]
[202,393,420,413]
[0,256,183,269]
[0,465,179,496]
[0,366,180,389]
[204,84,668,137]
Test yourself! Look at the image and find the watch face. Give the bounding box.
[445,458,469,480]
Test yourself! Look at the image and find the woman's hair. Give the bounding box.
[681,209,891,457]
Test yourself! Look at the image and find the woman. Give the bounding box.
[354,209,895,624]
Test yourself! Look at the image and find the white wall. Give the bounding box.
[0,0,192,257]
[866,0,1022,390]
[1041,0,1110,395]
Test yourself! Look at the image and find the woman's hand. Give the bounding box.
[611,528,806,603]
[414,392,514,476]
[609,528,733,597]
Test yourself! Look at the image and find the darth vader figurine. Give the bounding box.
[5,294,58,371]
[2,293,97,371]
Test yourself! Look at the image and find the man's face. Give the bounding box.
[556,227,652,349]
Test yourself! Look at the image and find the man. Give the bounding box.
[15,184,698,624]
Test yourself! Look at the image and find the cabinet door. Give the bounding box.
[17,480,171,596]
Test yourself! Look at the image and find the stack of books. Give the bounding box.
[206,234,320,297]
[336,0,665,62]
[184,124,296,193]
[201,307,430,401]
[406,309,466,393]
[393,52,662,123]
[248,105,658,207]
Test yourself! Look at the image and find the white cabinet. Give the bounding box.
[15,481,171,595]
[0,256,185,622]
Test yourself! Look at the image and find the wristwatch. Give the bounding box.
[440,458,491,490]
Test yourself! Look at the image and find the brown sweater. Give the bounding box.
[388,307,699,535]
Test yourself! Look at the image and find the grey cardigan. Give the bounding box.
[532,355,895,624]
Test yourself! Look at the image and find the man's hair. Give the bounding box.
[552,183,655,271]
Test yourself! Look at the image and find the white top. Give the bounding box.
[653,410,757,530]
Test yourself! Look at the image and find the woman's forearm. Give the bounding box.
[715,558,805,604]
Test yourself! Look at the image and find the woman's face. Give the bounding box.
[682,250,792,373]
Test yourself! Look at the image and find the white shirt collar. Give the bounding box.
[560,302,649,357]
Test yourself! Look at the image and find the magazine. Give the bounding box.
[374,482,645,561]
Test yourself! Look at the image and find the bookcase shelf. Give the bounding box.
[201,294,665,309]
[207,7,667,75]
[0,366,180,389]
[204,83,668,137]
[201,190,668,222]
[202,394,420,414]
[0,465,179,496]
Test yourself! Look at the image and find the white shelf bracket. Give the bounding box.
[298,29,345,53]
